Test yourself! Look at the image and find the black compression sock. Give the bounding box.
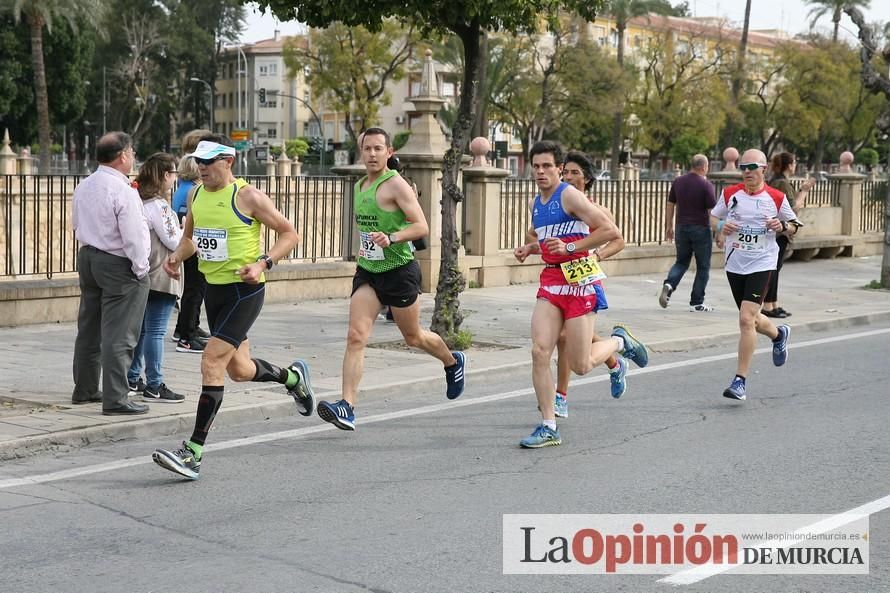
[252,358,288,384]
[190,385,224,446]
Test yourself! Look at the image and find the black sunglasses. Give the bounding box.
[194,156,229,166]
[738,163,763,171]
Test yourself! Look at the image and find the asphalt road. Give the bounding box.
[2,323,888,593]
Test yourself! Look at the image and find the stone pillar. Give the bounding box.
[0,129,16,174]
[832,172,864,236]
[265,153,276,177]
[463,165,509,285]
[838,151,854,174]
[721,147,739,172]
[17,146,33,175]
[291,156,302,176]
[276,148,292,177]
[397,49,450,292]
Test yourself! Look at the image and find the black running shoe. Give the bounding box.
[288,359,315,416]
[153,442,201,480]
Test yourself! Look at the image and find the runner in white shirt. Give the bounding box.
[710,148,801,401]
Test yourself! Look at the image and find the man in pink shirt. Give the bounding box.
[71,132,152,415]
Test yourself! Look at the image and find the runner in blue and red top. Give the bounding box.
[513,141,650,449]
[710,148,801,402]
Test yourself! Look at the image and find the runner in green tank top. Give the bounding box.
[151,135,316,480]
[316,127,467,432]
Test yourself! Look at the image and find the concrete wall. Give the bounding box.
[2,234,883,327]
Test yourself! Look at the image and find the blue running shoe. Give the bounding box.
[612,325,649,368]
[519,424,562,448]
[772,324,790,367]
[287,359,315,417]
[554,393,568,418]
[445,351,466,399]
[609,356,628,399]
[722,377,746,401]
[317,399,356,431]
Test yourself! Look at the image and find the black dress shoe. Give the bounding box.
[102,402,150,416]
[71,396,103,405]
[776,307,792,317]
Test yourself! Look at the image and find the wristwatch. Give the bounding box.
[566,242,577,254]
[256,254,273,270]
[388,233,399,245]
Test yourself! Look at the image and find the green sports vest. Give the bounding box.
[191,178,263,285]
[354,170,414,273]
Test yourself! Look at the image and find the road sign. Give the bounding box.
[231,129,249,141]
[234,140,249,151]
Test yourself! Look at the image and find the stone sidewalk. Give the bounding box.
[1,256,888,460]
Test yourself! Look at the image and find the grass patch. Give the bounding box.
[864,279,885,289]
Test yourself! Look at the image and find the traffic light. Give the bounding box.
[259,88,266,104]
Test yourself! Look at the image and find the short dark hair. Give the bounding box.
[96,132,133,164]
[564,150,596,190]
[361,127,391,148]
[529,141,563,165]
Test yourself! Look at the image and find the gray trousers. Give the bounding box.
[72,245,149,408]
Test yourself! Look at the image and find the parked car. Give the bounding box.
[595,169,611,181]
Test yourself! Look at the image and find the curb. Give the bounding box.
[2,310,889,461]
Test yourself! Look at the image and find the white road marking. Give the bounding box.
[1,327,888,492]
[659,494,890,585]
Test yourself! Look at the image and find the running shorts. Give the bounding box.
[204,282,265,348]
[726,270,773,309]
[352,260,422,307]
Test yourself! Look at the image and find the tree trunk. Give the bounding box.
[28,15,51,174]
[431,23,482,343]
[471,32,489,140]
[723,0,752,148]
[609,24,626,176]
[883,187,890,287]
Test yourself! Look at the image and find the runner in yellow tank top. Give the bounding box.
[315,127,467,432]
[151,135,316,480]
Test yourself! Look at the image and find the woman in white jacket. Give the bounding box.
[127,153,186,402]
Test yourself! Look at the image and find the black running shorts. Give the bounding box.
[352,260,422,307]
[726,270,773,310]
[204,282,265,348]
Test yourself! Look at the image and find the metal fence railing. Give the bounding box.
[0,174,354,280]
[500,178,674,250]
[860,179,888,234]
[500,176,851,252]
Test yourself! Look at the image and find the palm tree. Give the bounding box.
[5,0,104,173]
[607,0,673,176]
[805,0,872,42]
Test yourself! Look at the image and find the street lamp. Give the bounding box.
[266,89,326,169]
[190,77,215,131]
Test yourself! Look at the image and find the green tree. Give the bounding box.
[283,20,420,150]
[0,13,93,154]
[668,132,708,167]
[806,0,871,42]
[3,0,105,172]
[855,147,879,168]
[844,5,890,287]
[631,28,728,166]
[606,0,673,176]
[256,0,606,343]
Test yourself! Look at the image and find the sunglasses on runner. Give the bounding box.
[194,156,230,166]
[738,162,764,171]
